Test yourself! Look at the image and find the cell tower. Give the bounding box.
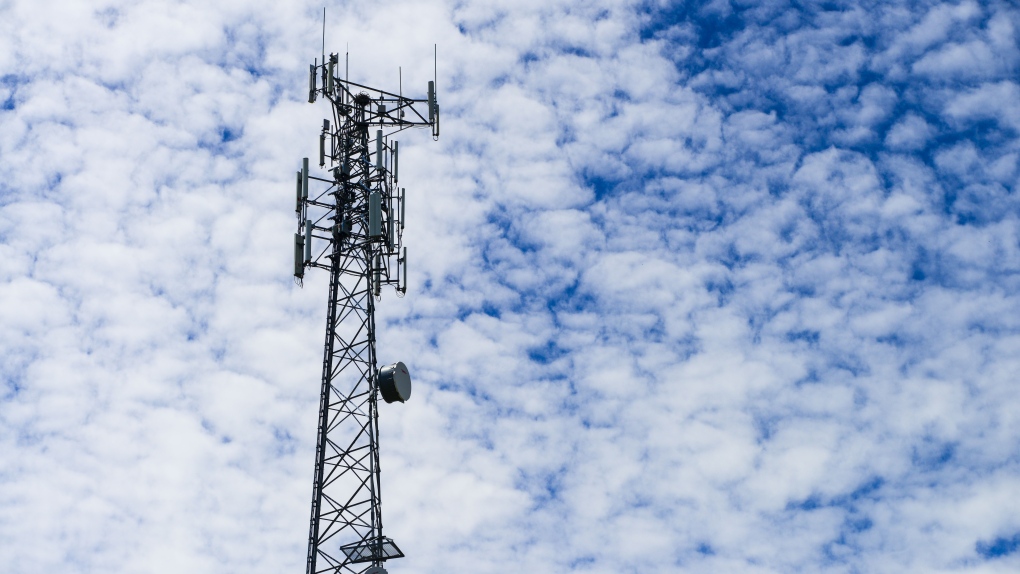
[294,47,438,574]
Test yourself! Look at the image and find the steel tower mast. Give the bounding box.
[294,52,438,574]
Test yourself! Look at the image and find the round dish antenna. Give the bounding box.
[379,362,412,403]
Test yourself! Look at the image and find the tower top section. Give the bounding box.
[309,53,439,139]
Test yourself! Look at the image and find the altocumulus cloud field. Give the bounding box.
[1,0,1020,572]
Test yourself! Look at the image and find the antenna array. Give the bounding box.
[295,50,439,574]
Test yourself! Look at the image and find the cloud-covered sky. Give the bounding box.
[2,0,1020,572]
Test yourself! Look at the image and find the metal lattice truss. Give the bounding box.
[296,54,437,574]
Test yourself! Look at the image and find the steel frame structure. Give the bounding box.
[295,53,438,574]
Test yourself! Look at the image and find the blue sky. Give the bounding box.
[2,0,1019,572]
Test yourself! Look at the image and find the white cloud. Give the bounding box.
[885,113,933,150]
[913,39,998,78]
[944,80,1020,131]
